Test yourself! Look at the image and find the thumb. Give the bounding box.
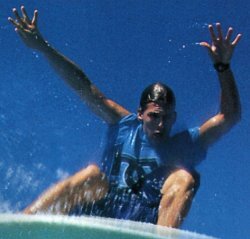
[200,41,214,58]
[199,41,210,48]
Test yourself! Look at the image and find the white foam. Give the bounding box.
[0,214,218,239]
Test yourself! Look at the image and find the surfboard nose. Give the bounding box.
[0,214,218,239]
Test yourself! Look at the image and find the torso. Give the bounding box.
[102,114,206,192]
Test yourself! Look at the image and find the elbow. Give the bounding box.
[235,110,241,124]
[224,109,241,128]
[231,105,242,125]
[222,101,242,127]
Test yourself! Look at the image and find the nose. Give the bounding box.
[158,117,165,129]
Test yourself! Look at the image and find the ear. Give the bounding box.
[137,108,143,120]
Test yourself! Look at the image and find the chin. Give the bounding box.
[150,133,165,143]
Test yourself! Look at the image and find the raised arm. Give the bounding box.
[8,6,130,124]
[199,23,242,147]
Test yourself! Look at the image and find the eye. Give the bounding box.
[148,112,160,119]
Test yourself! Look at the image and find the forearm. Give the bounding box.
[36,41,129,123]
[39,41,93,98]
[217,67,241,123]
[199,66,241,147]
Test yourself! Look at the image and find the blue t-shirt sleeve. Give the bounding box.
[188,127,200,142]
[188,126,207,167]
[118,113,138,124]
[106,113,138,141]
[117,113,138,131]
[169,127,207,169]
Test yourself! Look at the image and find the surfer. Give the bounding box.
[9,6,241,228]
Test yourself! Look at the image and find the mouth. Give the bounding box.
[152,131,164,138]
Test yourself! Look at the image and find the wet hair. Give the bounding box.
[139,82,176,112]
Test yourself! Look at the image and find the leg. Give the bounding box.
[157,168,200,228]
[23,164,109,215]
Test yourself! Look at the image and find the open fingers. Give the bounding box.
[32,10,38,26]
[232,34,242,46]
[21,6,31,24]
[209,23,224,42]
[208,24,217,42]
[225,27,233,42]
[200,41,210,48]
[209,23,242,45]
[9,6,39,34]
[8,17,19,28]
[224,26,242,46]
[200,41,213,56]
[12,8,26,27]
[13,8,21,21]
[216,23,223,40]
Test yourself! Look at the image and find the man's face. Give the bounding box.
[137,102,176,143]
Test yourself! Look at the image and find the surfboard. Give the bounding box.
[0,214,217,239]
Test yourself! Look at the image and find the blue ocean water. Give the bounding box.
[0,1,249,239]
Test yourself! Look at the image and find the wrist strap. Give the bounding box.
[214,62,230,72]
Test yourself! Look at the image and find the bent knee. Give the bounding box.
[70,164,104,187]
[177,169,199,185]
[162,168,200,194]
[85,164,108,187]
[174,169,200,191]
[85,164,101,176]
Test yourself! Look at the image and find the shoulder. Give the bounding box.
[107,113,139,137]
[119,113,138,124]
[171,127,200,144]
[168,127,207,168]
[114,113,139,129]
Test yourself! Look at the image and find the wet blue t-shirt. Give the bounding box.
[102,114,206,182]
[73,114,206,223]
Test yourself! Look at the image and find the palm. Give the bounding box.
[8,6,44,50]
[200,23,241,64]
[210,40,233,64]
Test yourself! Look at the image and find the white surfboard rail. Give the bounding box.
[0,214,218,239]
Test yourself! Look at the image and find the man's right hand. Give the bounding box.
[8,6,130,125]
[8,6,46,51]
